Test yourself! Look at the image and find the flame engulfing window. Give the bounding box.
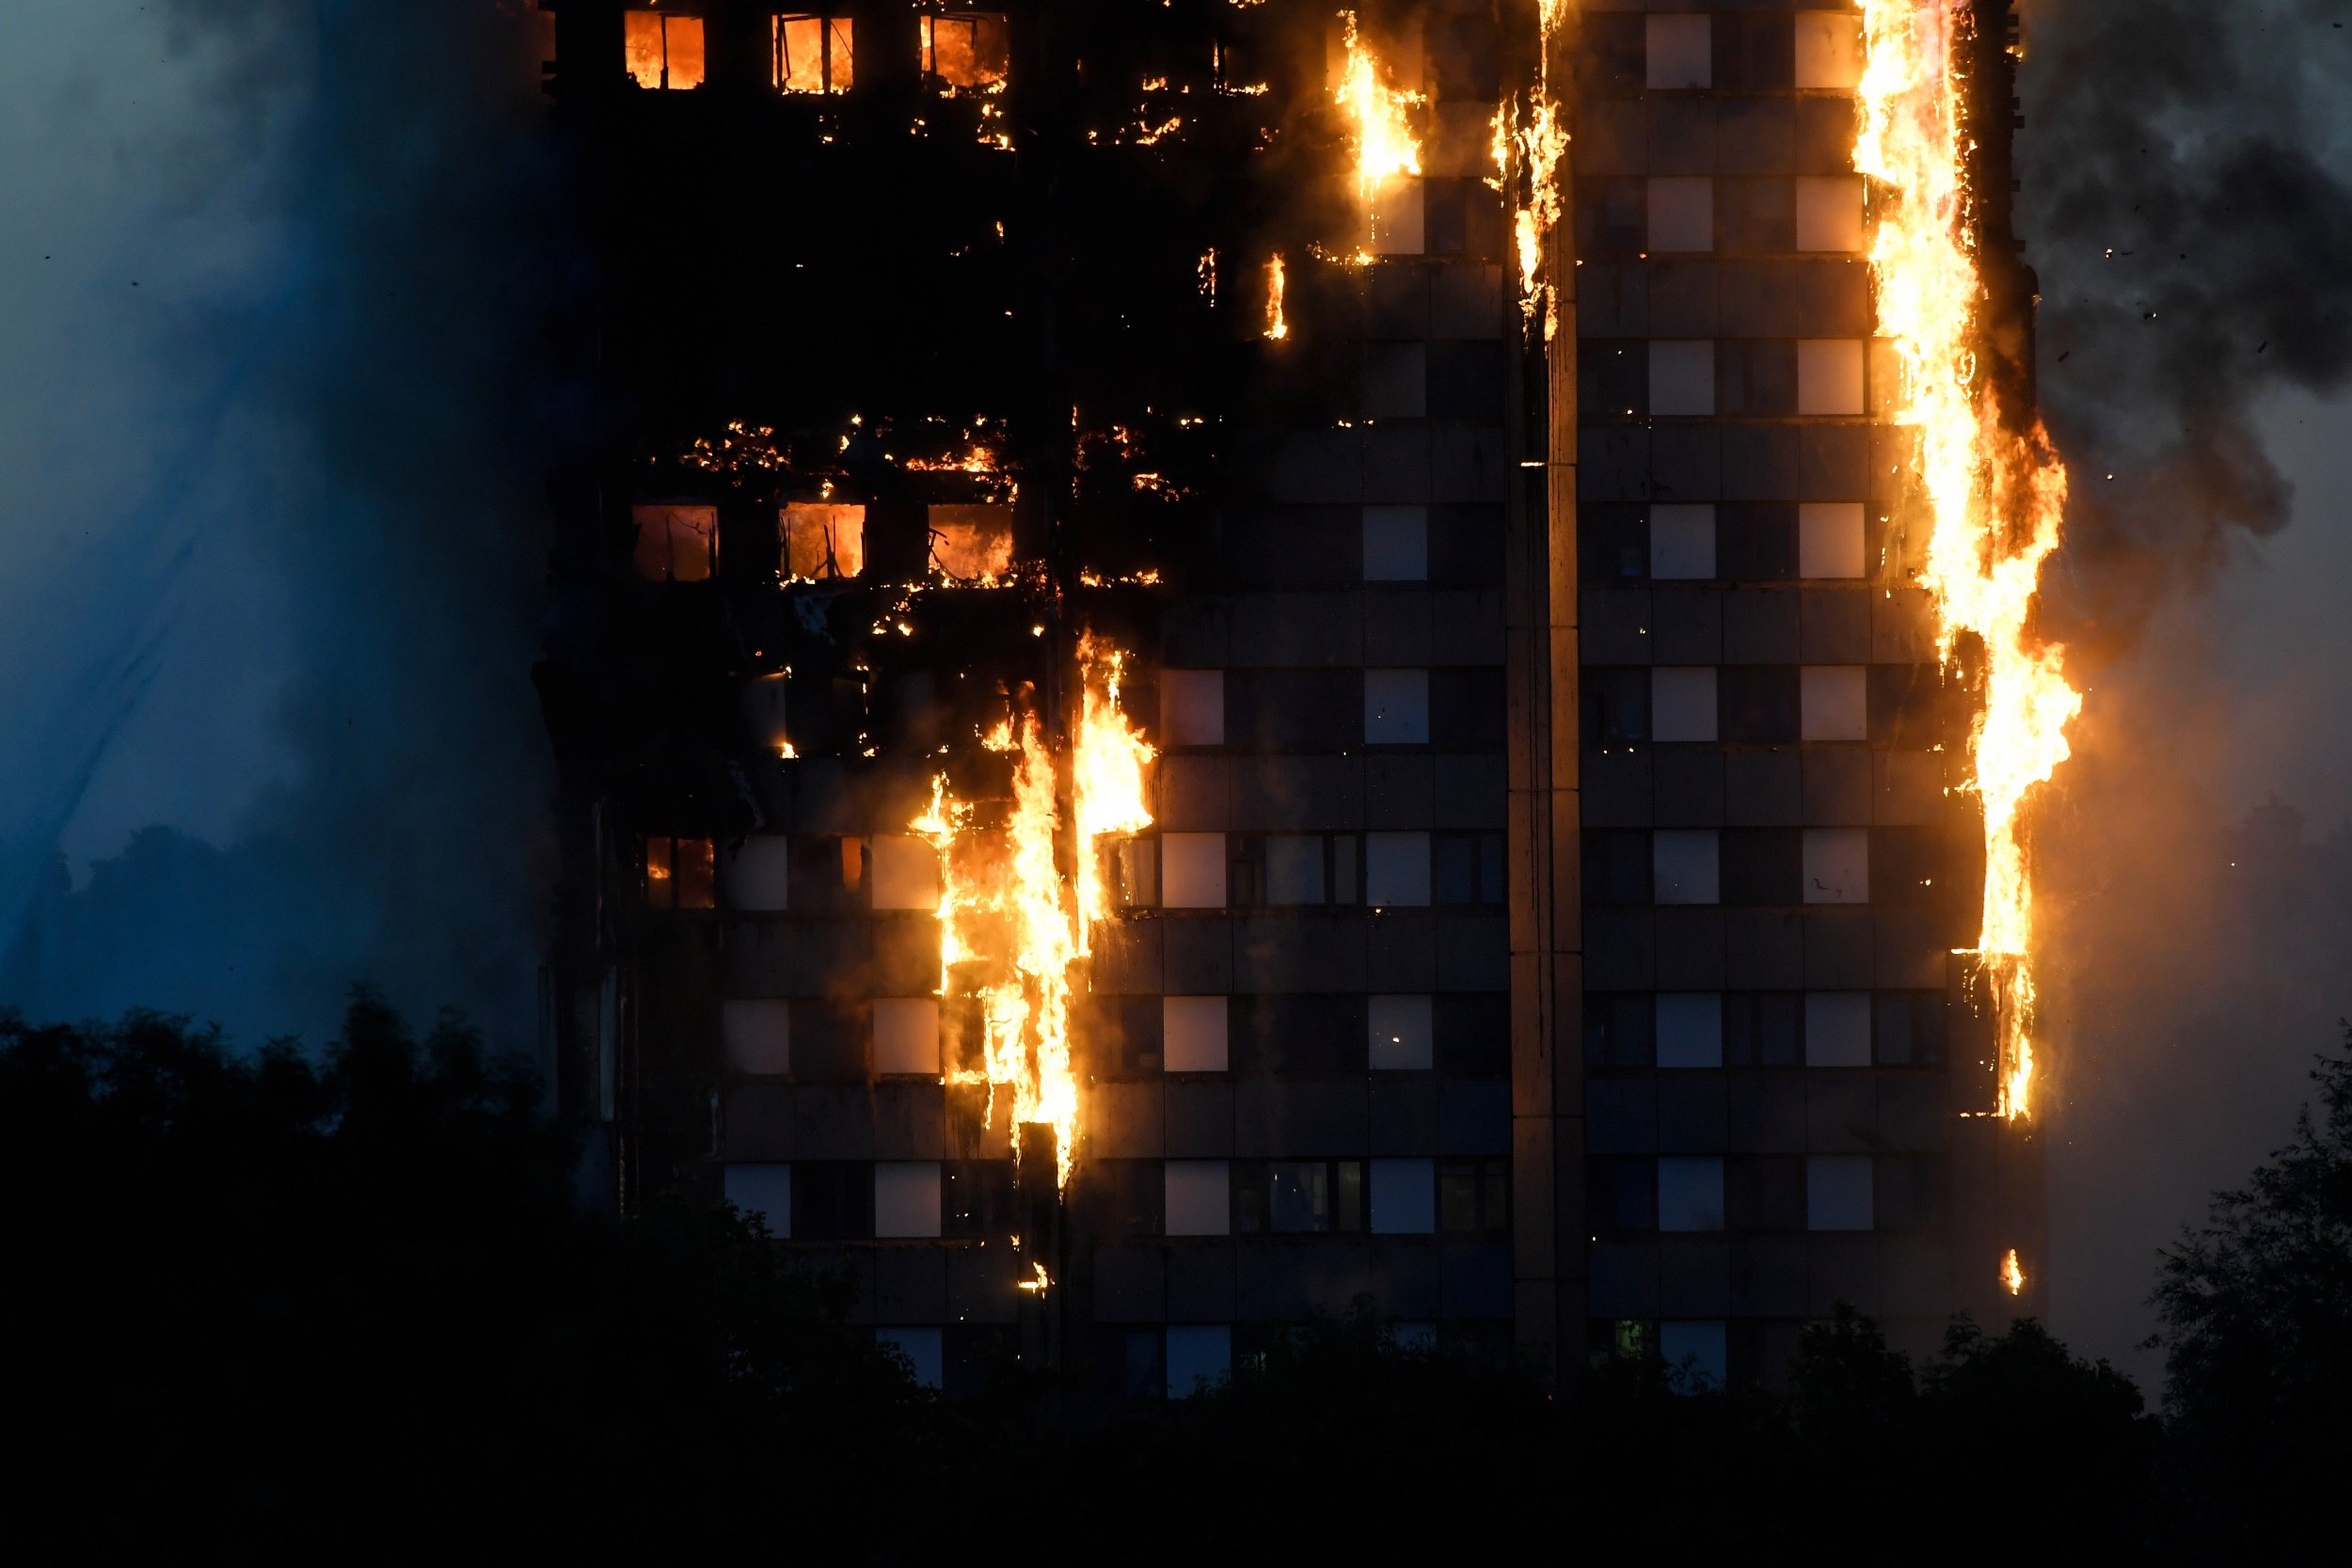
[773,14,853,94]
[645,836,716,910]
[926,503,1013,582]
[919,12,1009,91]
[781,502,865,579]
[624,11,706,90]
[631,504,717,582]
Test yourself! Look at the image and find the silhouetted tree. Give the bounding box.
[2154,1024,2352,1554]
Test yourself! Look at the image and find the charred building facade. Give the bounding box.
[536,0,2045,1397]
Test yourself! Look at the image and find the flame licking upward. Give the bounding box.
[1857,2,2080,1120]
[1336,12,1422,240]
[913,639,1155,1188]
[2000,1247,2026,1296]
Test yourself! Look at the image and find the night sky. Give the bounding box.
[4,0,2349,1378]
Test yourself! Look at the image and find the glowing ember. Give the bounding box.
[2001,1247,2026,1296]
[1264,254,1289,341]
[1858,1,2079,1120]
[1335,11,1422,246]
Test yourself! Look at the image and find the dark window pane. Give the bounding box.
[1726,1155,1806,1230]
[1439,1159,1483,1232]
[944,1160,1014,1237]
[1436,834,1479,905]
[1583,992,1656,1068]
[1869,662,1943,746]
[792,1162,874,1241]
[1725,992,1802,1067]
[1578,338,1649,416]
[1871,827,1942,907]
[1583,831,1654,908]
[1335,1161,1365,1231]
[1721,828,1802,906]
[1716,340,1797,416]
[1588,1155,1658,1233]
[1581,504,1649,582]
[1437,992,1510,1074]
[1269,1161,1332,1233]
[1583,667,1652,744]
[1717,504,1799,580]
[1719,665,1800,743]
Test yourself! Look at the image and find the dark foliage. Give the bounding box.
[2153,1024,2352,1556]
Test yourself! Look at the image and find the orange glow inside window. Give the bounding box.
[927,503,1015,582]
[646,836,715,910]
[782,503,866,578]
[775,15,854,93]
[919,13,1009,91]
[632,504,717,582]
[624,12,705,90]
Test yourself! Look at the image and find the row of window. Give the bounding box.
[1589,1153,1947,1236]
[1580,174,1865,259]
[722,1156,1506,1242]
[645,830,1507,914]
[1581,338,1888,420]
[1585,12,1864,96]
[1585,825,1935,909]
[1586,990,1948,1069]
[1157,668,1504,751]
[722,990,1511,1078]
[1584,664,1936,746]
[624,11,1007,96]
[631,501,1008,585]
[1583,502,1868,583]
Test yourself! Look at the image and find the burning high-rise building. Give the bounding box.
[536,0,2062,1396]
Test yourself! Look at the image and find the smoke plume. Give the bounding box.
[2018,0,2352,1377]
[0,1,564,1052]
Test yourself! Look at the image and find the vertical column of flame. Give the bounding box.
[910,638,1155,1190]
[1073,634,1157,952]
[1504,0,1571,338]
[1336,12,1424,253]
[1856,2,2079,1120]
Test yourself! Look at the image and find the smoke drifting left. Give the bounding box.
[0,2,564,1052]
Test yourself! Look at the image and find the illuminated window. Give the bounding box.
[624,10,706,90]
[781,502,866,579]
[920,12,1009,90]
[631,503,717,582]
[773,14,853,93]
[1163,995,1227,1072]
[926,503,1014,582]
[644,836,716,910]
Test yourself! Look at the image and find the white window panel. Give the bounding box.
[1364,668,1431,744]
[1651,667,1719,743]
[1166,1324,1232,1398]
[1655,992,1723,1069]
[874,1162,942,1238]
[1368,993,1434,1070]
[879,1326,943,1389]
[1793,13,1864,90]
[1661,1321,1728,1391]
[872,997,940,1075]
[1807,1155,1874,1230]
[723,1163,792,1235]
[868,834,941,911]
[1160,669,1225,746]
[1798,340,1866,416]
[1365,832,1432,906]
[1647,176,1714,252]
[1160,832,1229,908]
[1165,1160,1232,1236]
[1804,992,1872,1068]
[1649,504,1716,580]
[1646,14,1711,88]
[1803,828,1869,904]
[1795,175,1866,252]
[1370,1158,1437,1234]
[1799,501,1866,578]
[1801,666,1868,741]
[1265,834,1327,904]
[1362,505,1428,581]
[1650,341,1716,417]
[1164,995,1229,1073]
[1654,829,1721,905]
[720,835,792,911]
[722,999,792,1075]
[1658,1156,1724,1231]
[1366,341,1428,418]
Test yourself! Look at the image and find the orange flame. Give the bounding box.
[1264,254,1289,341]
[1858,1,2079,1120]
[910,639,1154,1189]
[1336,12,1422,248]
[2000,1247,2026,1296]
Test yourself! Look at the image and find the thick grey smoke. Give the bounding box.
[2023,0,2352,652]
[0,2,562,1052]
[2016,0,2352,1378]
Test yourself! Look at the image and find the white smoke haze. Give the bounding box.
[2021,0,2352,1379]
[0,1,561,1053]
